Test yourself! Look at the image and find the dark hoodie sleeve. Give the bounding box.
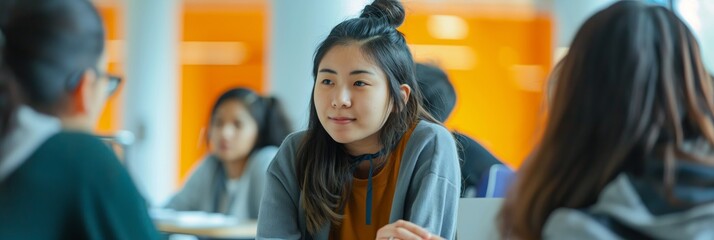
[454,132,502,189]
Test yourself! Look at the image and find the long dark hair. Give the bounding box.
[296,0,438,233]
[209,87,292,152]
[500,1,714,239]
[0,0,105,139]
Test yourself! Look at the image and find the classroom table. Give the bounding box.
[151,209,257,239]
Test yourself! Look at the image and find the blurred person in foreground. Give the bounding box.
[0,0,159,239]
[500,1,714,239]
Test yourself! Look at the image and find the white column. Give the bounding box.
[698,15,714,73]
[678,0,714,72]
[122,0,181,206]
[551,0,616,48]
[267,0,369,130]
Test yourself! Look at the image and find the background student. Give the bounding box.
[415,62,503,196]
[166,87,291,221]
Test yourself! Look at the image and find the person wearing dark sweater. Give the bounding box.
[415,62,504,196]
[0,131,159,239]
[0,0,159,239]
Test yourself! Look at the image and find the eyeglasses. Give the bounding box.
[95,70,123,96]
[66,68,123,97]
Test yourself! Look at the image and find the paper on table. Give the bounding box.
[150,208,240,229]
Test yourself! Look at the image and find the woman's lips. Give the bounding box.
[329,116,356,124]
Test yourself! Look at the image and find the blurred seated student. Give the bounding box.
[499,1,714,239]
[415,62,504,196]
[165,88,292,221]
[0,0,159,239]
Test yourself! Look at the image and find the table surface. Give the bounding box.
[156,220,257,238]
[151,209,257,238]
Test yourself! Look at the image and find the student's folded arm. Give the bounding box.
[406,126,461,239]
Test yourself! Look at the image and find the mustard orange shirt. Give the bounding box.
[331,126,416,240]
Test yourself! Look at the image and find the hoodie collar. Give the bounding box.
[630,160,714,215]
[585,170,714,239]
[0,105,61,181]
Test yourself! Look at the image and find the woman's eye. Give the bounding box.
[321,79,332,85]
[354,81,367,87]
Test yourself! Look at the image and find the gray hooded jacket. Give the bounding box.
[544,162,714,240]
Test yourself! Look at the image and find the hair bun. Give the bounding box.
[360,0,405,28]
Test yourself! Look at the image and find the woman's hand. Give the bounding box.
[376,220,444,240]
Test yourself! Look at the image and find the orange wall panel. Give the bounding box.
[401,3,552,168]
[179,3,267,184]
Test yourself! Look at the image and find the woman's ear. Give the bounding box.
[69,70,92,114]
[399,84,411,105]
